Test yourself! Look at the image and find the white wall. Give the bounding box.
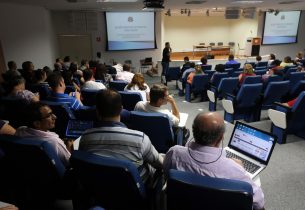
[163,15,258,52]
[257,11,305,60]
[0,3,57,69]
[52,11,163,71]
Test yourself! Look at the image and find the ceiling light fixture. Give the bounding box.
[231,0,263,4]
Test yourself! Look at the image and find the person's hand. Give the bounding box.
[231,158,243,167]
[166,95,175,104]
[0,205,19,210]
[64,139,74,153]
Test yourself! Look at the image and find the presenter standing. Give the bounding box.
[161,42,172,84]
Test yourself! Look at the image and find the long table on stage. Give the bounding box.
[171,46,231,60]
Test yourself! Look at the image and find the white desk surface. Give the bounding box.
[178,112,188,128]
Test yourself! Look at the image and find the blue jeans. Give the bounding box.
[161,61,169,76]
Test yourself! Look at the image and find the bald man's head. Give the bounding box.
[192,112,225,146]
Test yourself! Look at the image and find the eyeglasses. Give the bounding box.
[40,112,55,120]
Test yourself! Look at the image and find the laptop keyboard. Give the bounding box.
[226,150,260,174]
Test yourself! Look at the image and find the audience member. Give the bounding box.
[225,54,238,65]
[280,56,294,67]
[112,61,123,73]
[163,112,265,210]
[54,62,63,72]
[255,55,262,65]
[63,56,71,70]
[115,64,134,83]
[0,120,16,135]
[0,204,18,210]
[210,63,225,82]
[238,63,256,84]
[135,84,180,126]
[295,51,304,66]
[62,69,81,92]
[2,75,39,103]
[79,89,163,183]
[20,61,35,86]
[187,65,204,84]
[268,54,276,66]
[181,62,196,80]
[33,69,48,84]
[82,69,106,90]
[200,56,208,66]
[80,59,89,71]
[124,73,150,101]
[96,52,105,65]
[180,56,191,78]
[69,62,84,85]
[95,63,113,88]
[15,102,72,167]
[6,61,20,76]
[47,73,83,110]
[268,59,284,77]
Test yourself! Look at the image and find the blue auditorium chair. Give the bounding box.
[210,72,228,87]
[185,74,210,102]
[109,80,128,91]
[0,135,70,210]
[268,91,305,144]
[245,62,255,67]
[255,66,267,71]
[167,169,253,210]
[222,83,263,123]
[119,91,143,111]
[28,83,51,100]
[129,111,182,153]
[283,65,297,74]
[256,61,268,67]
[65,85,76,94]
[288,72,305,90]
[263,75,283,90]
[207,77,239,111]
[203,70,216,79]
[261,81,290,110]
[224,68,234,77]
[166,67,180,87]
[242,75,262,85]
[81,89,103,106]
[254,70,267,76]
[225,63,241,70]
[70,150,149,210]
[284,67,297,79]
[201,65,212,71]
[288,80,305,100]
[232,71,243,77]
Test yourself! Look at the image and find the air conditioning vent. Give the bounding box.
[225,8,240,19]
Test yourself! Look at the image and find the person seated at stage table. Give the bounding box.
[187,65,204,85]
[225,54,239,65]
[163,112,265,210]
[179,56,191,78]
[124,73,150,101]
[280,56,294,68]
[238,63,256,84]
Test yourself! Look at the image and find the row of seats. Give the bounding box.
[0,135,254,210]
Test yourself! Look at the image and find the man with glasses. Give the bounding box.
[15,102,72,167]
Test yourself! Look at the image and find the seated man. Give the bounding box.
[79,89,163,183]
[115,64,134,83]
[225,54,239,65]
[135,84,180,126]
[163,112,265,210]
[15,102,72,167]
[47,73,84,110]
[82,69,106,90]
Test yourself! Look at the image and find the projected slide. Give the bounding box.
[106,12,155,51]
[262,11,301,45]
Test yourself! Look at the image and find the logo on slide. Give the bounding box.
[281,15,285,20]
[128,17,134,22]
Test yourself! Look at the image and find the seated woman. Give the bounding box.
[187,65,204,85]
[124,73,150,101]
[280,56,294,67]
[3,75,39,103]
[268,53,276,66]
[238,63,256,84]
[210,63,225,82]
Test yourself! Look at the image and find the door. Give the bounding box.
[57,35,92,64]
[0,40,6,82]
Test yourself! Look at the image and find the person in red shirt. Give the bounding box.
[283,98,297,107]
[238,63,256,84]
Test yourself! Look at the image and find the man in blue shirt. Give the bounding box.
[47,73,83,110]
[225,54,239,65]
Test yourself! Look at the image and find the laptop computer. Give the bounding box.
[66,120,94,139]
[225,121,277,179]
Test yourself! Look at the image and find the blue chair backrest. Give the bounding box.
[245,62,255,67]
[263,81,290,105]
[236,84,263,107]
[129,111,174,153]
[0,135,65,208]
[225,68,234,77]
[254,70,267,76]
[203,70,216,79]
[109,80,128,91]
[289,72,305,89]
[28,83,51,100]
[119,91,143,111]
[283,65,297,74]
[191,74,210,93]
[65,85,76,94]
[167,169,253,210]
[41,100,76,138]
[70,150,146,210]
[255,66,267,71]
[289,91,305,132]
[167,67,180,80]
[232,71,243,77]
[218,77,239,97]
[225,63,241,70]
[201,65,212,71]
[242,75,262,85]
[211,72,228,87]
[285,67,297,78]
[81,89,103,106]
[289,80,305,98]
[256,61,268,67]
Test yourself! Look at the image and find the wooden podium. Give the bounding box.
[244,37,261,57]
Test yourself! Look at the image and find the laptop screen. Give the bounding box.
[228,121,276,164]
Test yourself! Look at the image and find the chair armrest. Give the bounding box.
[222,99,234,114]
[268,109,287,129]
[207,90,215,102]
[273,102,292,113]
[225,93,236,102]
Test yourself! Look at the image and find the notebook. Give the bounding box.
[225,121,277,179]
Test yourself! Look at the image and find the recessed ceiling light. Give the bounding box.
[279,1,302,4]
[231,0,264,4]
